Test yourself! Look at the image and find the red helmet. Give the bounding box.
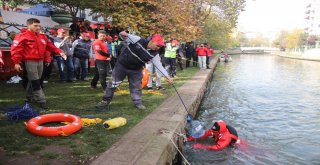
[106,35,113,41]
[151,34,165,46]
[49,29,57,34]
[57,28,66,33]
[171,39,179,45]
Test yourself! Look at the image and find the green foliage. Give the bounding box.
[231,31,248,47]
[0,0,25,9]
[197,0,246,49]
[202,15,234,49]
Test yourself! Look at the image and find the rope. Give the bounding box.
[159,129,190,165]
[5,103,39,121]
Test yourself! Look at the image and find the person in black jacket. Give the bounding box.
[95,31,173,110]
[71,32,92,80]
[185,42,195,68]
[69,19,81,38]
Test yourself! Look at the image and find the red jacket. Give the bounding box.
[11,30,61,64]
[93,39,110,61]
[207,48,214,57]
[188,121,238,150]
[196,47,207,56]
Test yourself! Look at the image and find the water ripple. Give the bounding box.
[186,55,320,165]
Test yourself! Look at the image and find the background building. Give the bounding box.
[305,0,320,35]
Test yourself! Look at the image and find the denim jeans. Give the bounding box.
[74,57,88,80]
[54,56,75,81]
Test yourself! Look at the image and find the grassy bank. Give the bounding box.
[0,67,199,164]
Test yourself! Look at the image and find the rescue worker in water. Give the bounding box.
[187,120,239,150]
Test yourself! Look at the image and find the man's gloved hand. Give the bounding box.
[192,143,206,149]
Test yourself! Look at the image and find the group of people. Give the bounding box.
[43,27,122,84]
[9,18,215,110]
[184,42,214,69]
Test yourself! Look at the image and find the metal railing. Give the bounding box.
[0,22,57,47]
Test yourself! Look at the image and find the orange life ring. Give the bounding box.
[141,68,150,89]
[26,113,82,137]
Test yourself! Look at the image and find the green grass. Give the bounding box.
[40,152,60,160]
[0,67,199,164]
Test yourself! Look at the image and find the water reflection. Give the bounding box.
[186,55,320,165]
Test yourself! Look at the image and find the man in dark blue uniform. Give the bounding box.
[95,31,173,110]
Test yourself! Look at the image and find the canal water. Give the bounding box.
[185,55,320,165]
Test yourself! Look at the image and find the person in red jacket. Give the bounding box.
[91,30,111,90]
[206,44,214,69]
[196,43,207,70]
[187,120,239,151]
[11,18,66,109]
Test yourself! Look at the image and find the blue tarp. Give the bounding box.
[21,3,53,17]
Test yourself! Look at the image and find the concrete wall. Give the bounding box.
[276,51,320,62]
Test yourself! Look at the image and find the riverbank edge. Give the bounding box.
[276,52,320,62]
[90,56,219,165]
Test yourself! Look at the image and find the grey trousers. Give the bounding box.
[25,61,46,103]
[146,62,162,88]
[103,63,143,105]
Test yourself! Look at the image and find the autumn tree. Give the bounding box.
[273,30,289,50]
[234,31,249,47]
[8,0,245,48]
[286,29,306,49]
[88,0,201,40]
[307,35,318,45]
[192,0,246,48]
